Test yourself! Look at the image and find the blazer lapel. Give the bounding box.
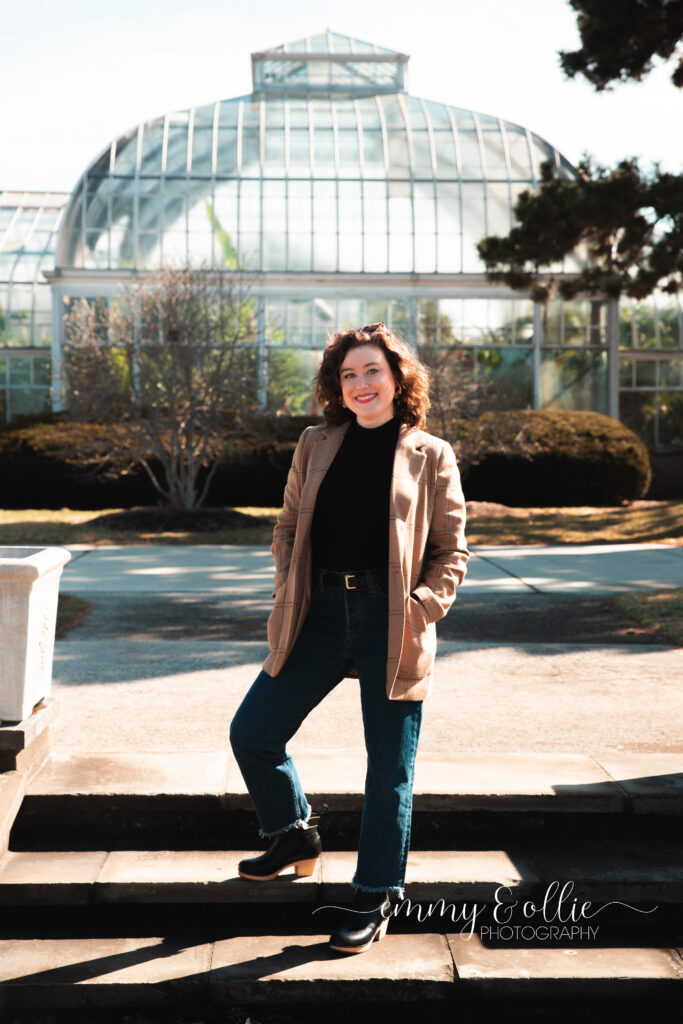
[391,425,427,522]
[294,421,351,555]
[390,425,427,581]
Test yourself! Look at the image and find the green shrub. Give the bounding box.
[0,410,652,509]
[441,410,651,506]
[0,418,300,509]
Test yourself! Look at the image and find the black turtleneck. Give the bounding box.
[311,416,401,572]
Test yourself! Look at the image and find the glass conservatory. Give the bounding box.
[4,31,682,446]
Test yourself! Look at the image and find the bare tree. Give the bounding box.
[62,264,258,510]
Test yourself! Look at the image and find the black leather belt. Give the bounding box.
[314,567,388,591]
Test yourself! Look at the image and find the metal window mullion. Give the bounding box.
[446,105,463,274]
[257,295,266,410]
[331,103,340,272]
[308,100,314,271]
[653,293,661,348]
[398,92,415,274]
[497,119,514,236]
[158,116,170,266]
[259,99,266,273]
[132,124,143,270]
[472,114,488,245]
[375,95,390,273]
[185,109,195,265]
[354,99,365,273]
[284,101,290,270]
[211,101,219,269]
[422,99,439,274]
[526,128,538,188]
[80,169,87,269]
[236,101,244,267]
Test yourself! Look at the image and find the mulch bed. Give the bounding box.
[90,506,275,532]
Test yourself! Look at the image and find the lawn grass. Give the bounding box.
[56,593,92,637]
[610,588,683,646]
[0,500,681,547]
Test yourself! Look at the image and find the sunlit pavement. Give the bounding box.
[61,541,683,597]
[49,543,683,758]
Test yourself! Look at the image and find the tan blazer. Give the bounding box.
[262,420,470,701]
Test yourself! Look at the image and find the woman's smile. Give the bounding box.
[340,344,397,427]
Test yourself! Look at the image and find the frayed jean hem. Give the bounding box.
[354,882,405,900]
[258,814,311,839]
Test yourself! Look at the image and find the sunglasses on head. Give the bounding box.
[360,322,385,333]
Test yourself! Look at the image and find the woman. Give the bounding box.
[229,323,469,955]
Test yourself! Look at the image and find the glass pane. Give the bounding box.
[486,182,511,236]
[362,129,385,175]
[619,359,634,388]
[620,391,656,447]
[482,127,507,179]
[433,129,457,178]
[505,125,531,178]
[313,129,335,174]
[34,357,51,386]
[241,128,260,175]
[266,348,319,416]
[477,348,533,408]
[541,349,608,412]
[337,130,360,174]
[562,300,589,346]
[165,121,189,176]
[140,121,164,176]
[635,361,656,386]
[9,358,32,385]
[190,127,213,176]
[459,131,481,177]
[113,132,138,175]
[8,388,49,418]
[387,130,409,178]
[216,129,238,175]
[264,128,285,172]
[660,358,683,387]
[288,128,311,173]
[338,235,363,273]
[658,392,683,448]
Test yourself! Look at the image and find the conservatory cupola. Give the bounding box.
[251,30,408,97]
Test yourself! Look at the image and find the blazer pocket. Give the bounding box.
[400,595,437,679]
[267,595,286,652]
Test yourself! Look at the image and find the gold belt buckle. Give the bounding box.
[344,573,357,590]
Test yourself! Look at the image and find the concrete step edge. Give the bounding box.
[23,750,683,816]
[0,934,681,1008]
[0,847,681,906]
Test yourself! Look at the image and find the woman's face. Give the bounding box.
[339,344,397,428]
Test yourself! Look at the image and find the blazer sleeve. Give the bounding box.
[270,427,312,598]
[411,440,470,623]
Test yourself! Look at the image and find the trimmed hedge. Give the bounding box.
[0,409,652,509]
[448,410,651,506]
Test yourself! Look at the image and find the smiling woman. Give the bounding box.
[229,322,470,955]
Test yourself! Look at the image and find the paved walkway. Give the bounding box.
[62,541,683,598]
[47,543,683,758]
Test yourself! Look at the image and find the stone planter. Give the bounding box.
[0,547,71,722]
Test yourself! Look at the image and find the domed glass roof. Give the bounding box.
[58,31,578,276]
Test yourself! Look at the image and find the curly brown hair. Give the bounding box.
[314,324,431,429]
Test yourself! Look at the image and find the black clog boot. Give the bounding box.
[238,814,322,881]
[329,889,396,954]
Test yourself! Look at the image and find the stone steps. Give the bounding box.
[11,750,683,849]
[1,749,682,1017]
[0,843,681,911]
[0,931,680,1016]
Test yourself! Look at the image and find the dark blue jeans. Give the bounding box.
[229,568,423,897]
